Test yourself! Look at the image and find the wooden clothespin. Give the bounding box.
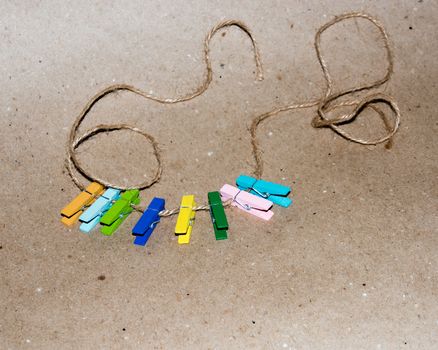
[219,184,274,220]
[236,174,292,207]
[60,182,104,226]
[208,191,229,240]
[175,195,196,244]
[100,189,140,235]
[132,197,165,246]
[78,188,121,233]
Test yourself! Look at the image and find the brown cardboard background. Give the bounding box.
[1,1,437,349]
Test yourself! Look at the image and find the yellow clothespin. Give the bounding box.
[60,182,104,226]
[175,195,196,244]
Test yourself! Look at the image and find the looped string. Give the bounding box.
[312,13,400,145]
[68,124,162,190]
[66,12,401,217]
[66,20,263,191]
[250,12,400,178]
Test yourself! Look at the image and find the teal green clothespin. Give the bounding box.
[208,191,229,240]
[236,174,292,207]
[100,189,140,236]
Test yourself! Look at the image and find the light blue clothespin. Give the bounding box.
[236,174,292,207]
[79,188,121,233]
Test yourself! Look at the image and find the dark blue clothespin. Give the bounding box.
[132,197,165,246]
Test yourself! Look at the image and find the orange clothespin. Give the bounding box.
[60,182,104,226]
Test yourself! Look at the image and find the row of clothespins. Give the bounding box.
[60,174,292,246]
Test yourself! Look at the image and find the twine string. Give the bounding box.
[68,124,162,190]
[132,200,233,217]
[66,12,401,217]
[67,20,263,191]
[250,12,400,178]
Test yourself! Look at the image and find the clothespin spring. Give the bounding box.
[150,220,160,228]
[232,191,252,211]
[118,208,132,219]
[249,187,270,199]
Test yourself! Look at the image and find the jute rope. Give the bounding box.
[132,200,233,216]
[250,12,400,178]
[67,20,262,191]
[65,12,401,217]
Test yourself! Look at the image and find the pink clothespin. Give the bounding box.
[219,184,274,220]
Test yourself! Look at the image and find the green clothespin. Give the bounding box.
[208,191,229,240]
[100,189,140,236]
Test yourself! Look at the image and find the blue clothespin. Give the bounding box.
[132,197,165,246]
[236,174,292,207]
[79,188,121,233]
